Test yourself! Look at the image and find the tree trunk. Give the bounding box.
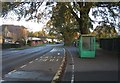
[79,12,90,34]
[64,37,71,46]
[77,2,93,34]
[63,33,74,46]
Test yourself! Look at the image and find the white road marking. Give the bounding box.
[11,51,18,52]
[43,59,48,61]
[8,72,12,75]
[0,80,5,82]
[35,58,38,60]
[58,53,60,55]
[50,59,54,61]
[68,49,75,83]
[8,69,16,75]
[72,65,75,71]
[29,61,33,64]
[50,48,57,52]
[20,65,26,68]
[44,59,48,61]
[12,69,17,72]
[56,59,59,61]
[52,59,54,61]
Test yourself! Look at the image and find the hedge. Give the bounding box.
[2,43,21,49]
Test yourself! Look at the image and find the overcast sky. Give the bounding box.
[0,1,53,32]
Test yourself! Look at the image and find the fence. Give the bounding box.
[99,38,120,51]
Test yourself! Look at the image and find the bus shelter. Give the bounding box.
[78,35,96,58]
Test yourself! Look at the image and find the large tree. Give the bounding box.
[1,2,54,21]
[67,2,119,34]
[46,2,79,45]
[1,1,120,45]
[47,2,119,45]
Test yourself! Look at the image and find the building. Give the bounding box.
[28,37,44,46]
[1,24,28,44]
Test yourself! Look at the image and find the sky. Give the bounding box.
[1,18,45,32]
[0,1,52,32]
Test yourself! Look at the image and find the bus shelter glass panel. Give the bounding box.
[79,35,96,58]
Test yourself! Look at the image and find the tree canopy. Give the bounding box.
[1,1,120,45]
[46,2,119,45]
[1,2,54,22]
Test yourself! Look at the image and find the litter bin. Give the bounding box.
[79,35,96,58]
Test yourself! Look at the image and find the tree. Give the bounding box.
[46,2,119,45]
[1,2,120,45]
[93,23,117,39]
[66,2,93,34]
[67,2,120,34]
[29,30,46,38]
[12,26,28,46]
[1,2,54,22]
[2,2,119,30]
[47,2,79,45]
[28,31,34,37]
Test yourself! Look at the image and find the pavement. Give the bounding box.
[61,46,118,82]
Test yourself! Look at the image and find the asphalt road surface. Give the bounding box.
[1,45,118,83]
[2,44,65,82]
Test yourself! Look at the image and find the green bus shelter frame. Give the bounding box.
[78,35,96,58]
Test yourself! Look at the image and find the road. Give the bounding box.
[2,44,65,82]
[1,45,118,83]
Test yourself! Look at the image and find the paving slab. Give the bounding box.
[62,46,118,82]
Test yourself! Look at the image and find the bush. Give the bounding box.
[2,43,21,49]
